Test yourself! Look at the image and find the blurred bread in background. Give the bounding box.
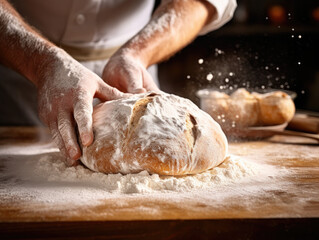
[198,88,295,129]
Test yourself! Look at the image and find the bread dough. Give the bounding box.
[81,93,228,176]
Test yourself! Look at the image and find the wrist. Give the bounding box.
[33,46,73,88]
[114,43,151,68]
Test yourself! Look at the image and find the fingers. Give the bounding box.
[124,68,148,94]
[102,55,158,94]
[49,122,74,166]
[75,82,132,150]
[126,74,146,94]
[96,80,132,101]
[124,62,160,93]
[73,92,94,147]
[57,111,81,163]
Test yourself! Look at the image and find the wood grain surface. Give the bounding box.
[0,127,318,239]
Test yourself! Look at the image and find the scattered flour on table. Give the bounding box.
[0,144,283,206]
[34,154,256,193]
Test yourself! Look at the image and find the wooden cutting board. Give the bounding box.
[0,127,318,239]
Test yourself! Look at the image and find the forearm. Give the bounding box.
[119,0,216,67]
[0,0,61,86]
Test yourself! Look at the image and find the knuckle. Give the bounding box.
[75,115,91,133]
[74,104,91,118]
[74,87,90,100]
[73,101,92,126]
[51,132,64,150]
[57,119,70,135]
[57,115,76,149]
[108,86,121,98]
[110,86,118,95]
[49,123,65,149]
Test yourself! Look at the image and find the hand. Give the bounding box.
[102,51,160,94]
[37,51,129,166]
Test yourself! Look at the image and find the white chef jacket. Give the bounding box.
[11,0,237,50]
[1,0,237,125]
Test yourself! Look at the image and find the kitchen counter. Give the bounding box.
[0,127,318,239]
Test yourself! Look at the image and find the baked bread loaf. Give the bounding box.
[81,93,228,176]
[229,89,259,127]
[201,88,295,128]
[254,91,296,125]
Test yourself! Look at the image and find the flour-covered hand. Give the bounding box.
[102,51,160,94]
[37,50,129,166]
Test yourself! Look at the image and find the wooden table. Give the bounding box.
[0,127,318,239]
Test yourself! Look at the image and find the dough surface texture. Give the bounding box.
[81,93,228,176]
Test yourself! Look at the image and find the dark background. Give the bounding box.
[158,0,319,112]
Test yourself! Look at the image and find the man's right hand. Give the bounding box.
[37,50,129,166]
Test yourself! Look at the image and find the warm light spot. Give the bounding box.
[312,7,319,22]
[268,5,286,24]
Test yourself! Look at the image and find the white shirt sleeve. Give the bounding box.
[199,0,237,35]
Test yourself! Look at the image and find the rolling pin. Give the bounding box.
[287,113,319,134]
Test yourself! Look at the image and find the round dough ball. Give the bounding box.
[81,93,228,176]
[257,91,295,125]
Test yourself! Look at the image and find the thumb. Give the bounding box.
[125,71,147,94]
[96,80,131,101]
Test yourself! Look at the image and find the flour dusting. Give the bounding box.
[36,154,255,193]
[131,9,177,44]
[0,147,272,205]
